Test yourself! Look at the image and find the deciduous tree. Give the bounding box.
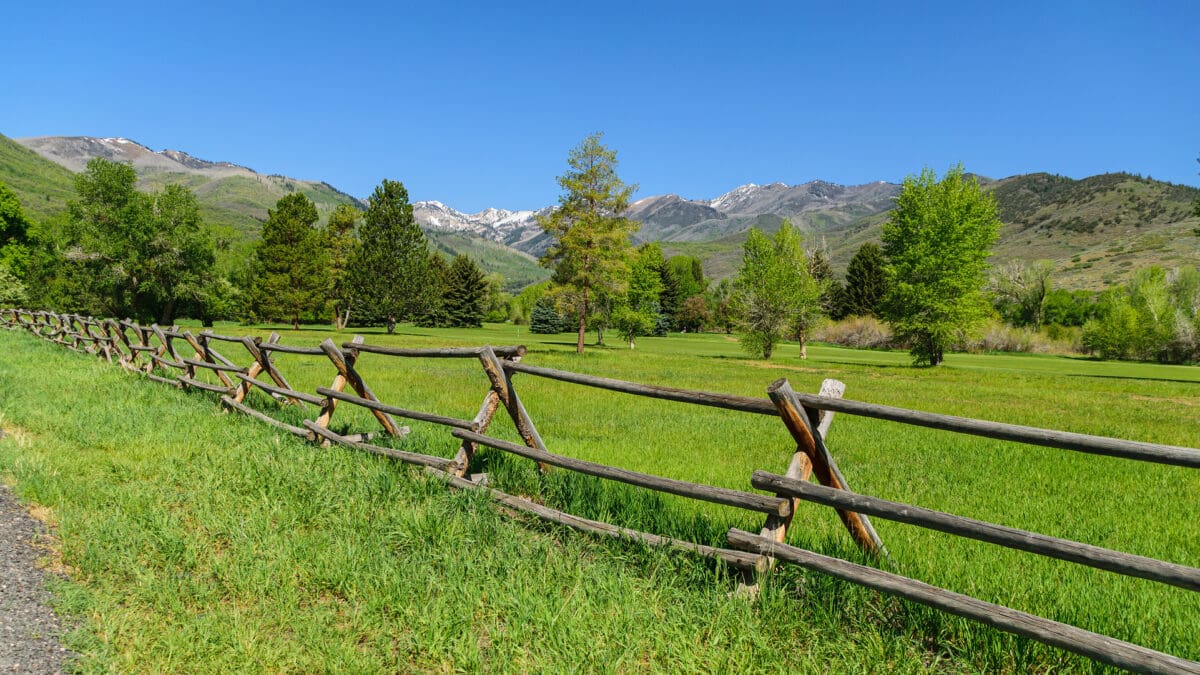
[881,166,1000,366]
[732,221,819,359]
[64,158,217,324]
[537,133,638,353]
[612,243,665,349]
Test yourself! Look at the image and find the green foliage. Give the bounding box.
[1041,289,1098,327]
[0,180,32,247]
[732,221,820,359]
[1081,289,1140,359]
[656,261,683,332]
[881,166,1001,366]
[990,259,1055,328]
[711,278,737,334]
[50,158,218,324]
[443,255,487,328]
[348,179,429,332]
[676,295,711,333]
[0,265,27,305]
[667,255,706,299]
[417,254,451,328]
[508,280,552,325]
[324,203,360,329]
[0,180,34,281]
[1082,266,1200,363]
[538,133,638,352]
[250,193,329,329]
[611,244,666,348]
[840,242,888,318]
[482,273,510,323]
[529,295,567,333]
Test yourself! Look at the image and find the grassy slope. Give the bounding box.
[0,133,77,223]
[428,232,551,291]
[4,324,1195,670]
[3,331,982,673]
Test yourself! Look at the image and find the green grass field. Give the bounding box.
[1,323,1197,672]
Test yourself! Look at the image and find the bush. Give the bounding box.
[812,316,896,350]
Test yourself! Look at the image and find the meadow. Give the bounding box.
[1,322,1197,672]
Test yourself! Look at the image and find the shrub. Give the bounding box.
[812,316,896,350]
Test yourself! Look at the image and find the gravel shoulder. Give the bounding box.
[0,483,73,673]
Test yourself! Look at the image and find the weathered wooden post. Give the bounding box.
[233,333,302,405]
[311,336,403,441]
[759,378,887,565]
[476,346,551,473]
[446,345,528,478]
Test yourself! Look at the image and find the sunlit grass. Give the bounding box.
[2,322,1198,671]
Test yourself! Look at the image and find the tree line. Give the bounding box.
[2,144,1196,366]
[0,159,493,332]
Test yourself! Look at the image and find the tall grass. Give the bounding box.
[2,323,1198,671]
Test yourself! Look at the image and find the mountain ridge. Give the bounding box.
[5,132,1198,290]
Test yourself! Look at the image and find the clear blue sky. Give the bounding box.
[3,1,1197,212]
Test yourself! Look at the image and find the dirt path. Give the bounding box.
[0,483,73,673]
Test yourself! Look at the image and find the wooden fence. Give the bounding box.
[4,308,1199,674]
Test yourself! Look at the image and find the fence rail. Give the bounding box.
[3,307,1198,674]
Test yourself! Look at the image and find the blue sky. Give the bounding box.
[3,1,1197,212]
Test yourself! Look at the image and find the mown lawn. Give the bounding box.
[1,322,1197,671]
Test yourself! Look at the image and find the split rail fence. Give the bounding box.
[4,308,1199,674]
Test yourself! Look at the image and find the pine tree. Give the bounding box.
[444,254,487,328]
[841,242,889,318]
[416,253,450,328]
[657,262,682,332]
[537,133,638,353]
[252,193,329,329]
[348,179,429,333]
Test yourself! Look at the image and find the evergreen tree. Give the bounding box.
[348,179,429,333]
[841,242,889,317]
[444,254,487,328]
[325,203,360,330]
[881,166,1000,366]
[252,193,329,329]
[657,262,682,332]
[417,253,451,327]
[529,295,566,333]
[537,133,638,353]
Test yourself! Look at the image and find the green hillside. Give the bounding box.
[0,133,76,222]
[136,171,365,265]
[428,232,551,291]
[671,173,1200,290]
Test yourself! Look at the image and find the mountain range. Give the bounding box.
[5,133,1199,291]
